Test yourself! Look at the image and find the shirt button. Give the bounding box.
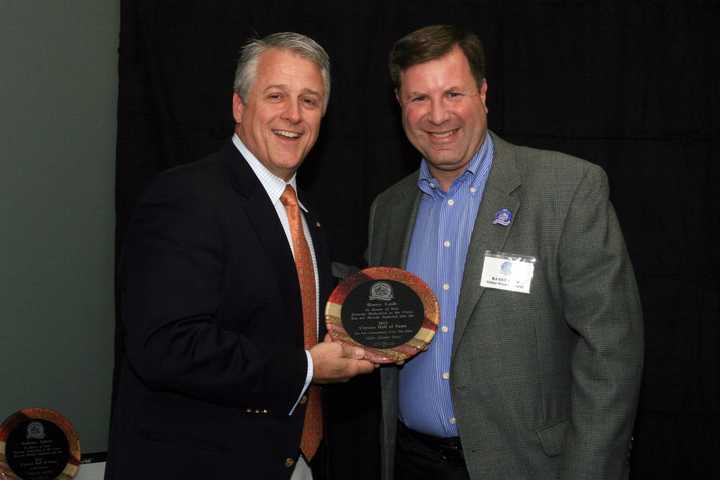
[447,199,455,206]
[442,372,450,380]
[470,187,477,193]
[285,458,296,468]
[442,283,450,291]
[441,325,449,333]
[443,240,451,248]
[449,417,456,424]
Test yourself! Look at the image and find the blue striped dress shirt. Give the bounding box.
[399,134,494,438]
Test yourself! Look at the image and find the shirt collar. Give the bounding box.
[417,133,494,196]
[232,134,308,212]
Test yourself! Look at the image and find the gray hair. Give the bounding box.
[234,32,331,111]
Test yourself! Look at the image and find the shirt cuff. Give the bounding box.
[289,350,314,416]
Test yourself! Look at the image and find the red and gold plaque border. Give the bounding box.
[0,407,81,480]
[325,267,439,363]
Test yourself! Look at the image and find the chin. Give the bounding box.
[428,155,461,167]
[269,152,301,168]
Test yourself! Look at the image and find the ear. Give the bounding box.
[479,79,489,114]
[395,89,402,106]
[232,92,245,123]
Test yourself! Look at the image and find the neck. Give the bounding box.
[429,167,463,192]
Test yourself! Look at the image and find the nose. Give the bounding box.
[427,96,450,125]
[282,99,302,124]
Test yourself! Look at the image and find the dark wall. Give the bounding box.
[116,1,719,477]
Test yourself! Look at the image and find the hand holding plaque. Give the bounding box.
[325,267,439,364]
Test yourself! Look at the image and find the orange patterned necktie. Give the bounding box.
[280,185,322,460]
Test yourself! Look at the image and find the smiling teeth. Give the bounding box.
[429,130,457,138]
[274,130,301,138]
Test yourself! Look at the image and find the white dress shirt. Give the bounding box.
[232,134,318,416]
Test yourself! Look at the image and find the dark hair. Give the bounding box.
[389,25,486,90]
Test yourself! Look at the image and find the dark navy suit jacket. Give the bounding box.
[106,142,333,479]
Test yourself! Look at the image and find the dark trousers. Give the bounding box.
[395,422,470,480]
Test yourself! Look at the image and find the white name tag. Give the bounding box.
[479,251,536,294]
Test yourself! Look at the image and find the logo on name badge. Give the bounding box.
[500,261,513,275]
[369,281,394,301]
[492,208,513,226]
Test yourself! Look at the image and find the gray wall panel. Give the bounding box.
[0,0,119,453]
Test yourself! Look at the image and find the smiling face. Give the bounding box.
[397,45,488,190]
[233,48,326,180]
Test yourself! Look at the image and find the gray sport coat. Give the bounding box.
[366,132,643,480]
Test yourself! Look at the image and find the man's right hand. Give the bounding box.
[309,335,376,383]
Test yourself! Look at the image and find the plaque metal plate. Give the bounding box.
[325,267,439,363]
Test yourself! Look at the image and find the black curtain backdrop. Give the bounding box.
[116,1,719,478]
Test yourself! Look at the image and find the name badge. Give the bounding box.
[479,251,536,294]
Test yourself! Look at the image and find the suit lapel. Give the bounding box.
[221,143,302,327]
[398,194,422,268]
[383,175,422,268]
[451,133,522,358]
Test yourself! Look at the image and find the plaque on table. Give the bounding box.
[325,267,439,364]
[0,408,81,480]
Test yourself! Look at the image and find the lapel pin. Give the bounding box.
[492,208,513,226]
[315,221,321,228]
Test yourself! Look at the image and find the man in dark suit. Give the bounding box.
[106,32,375,480]
[367,25,643,480]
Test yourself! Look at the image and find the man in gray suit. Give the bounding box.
[367,25,643,480]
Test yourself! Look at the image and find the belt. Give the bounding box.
[398,421,465,463]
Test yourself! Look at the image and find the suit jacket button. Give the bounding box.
[285,457,295,468]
